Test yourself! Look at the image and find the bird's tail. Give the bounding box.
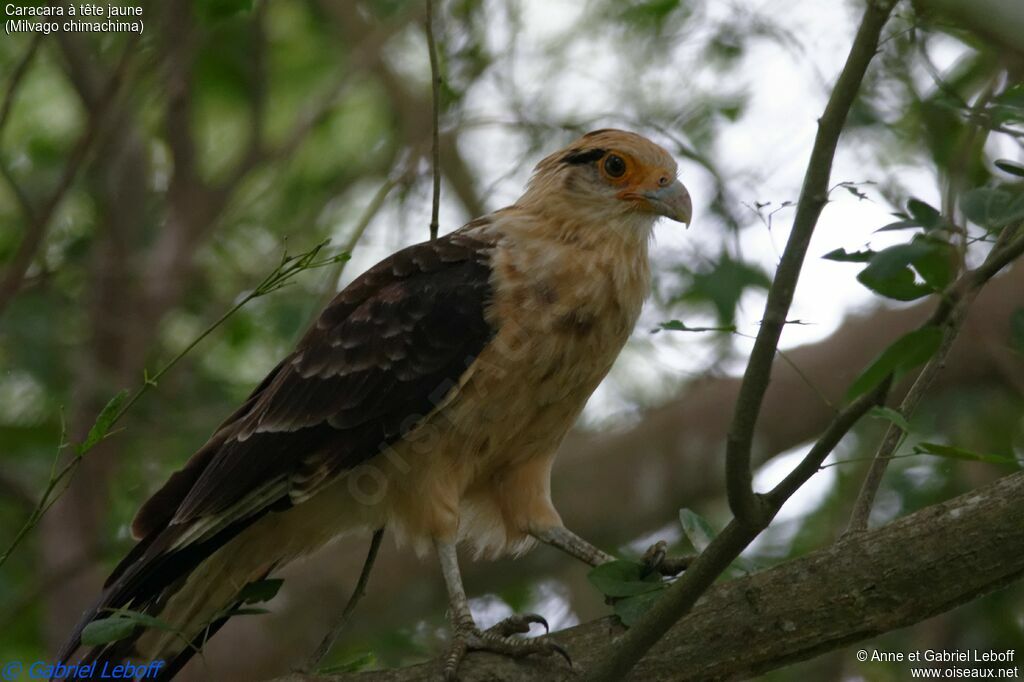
[56,513,276,680]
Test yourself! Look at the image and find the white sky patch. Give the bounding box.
[468,579,579,633]
[753,444,837,522]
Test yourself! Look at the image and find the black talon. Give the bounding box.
[551,641,573,668]
[486,612,549,636]
[523,613,549,634]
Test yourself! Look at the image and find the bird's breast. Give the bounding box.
[441,232,649,461]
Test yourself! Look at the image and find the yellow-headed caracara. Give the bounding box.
[58,129,692,679]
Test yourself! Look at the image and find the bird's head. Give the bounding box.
[520,129,692,233]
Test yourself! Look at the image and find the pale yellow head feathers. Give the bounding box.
[519,129,692,229]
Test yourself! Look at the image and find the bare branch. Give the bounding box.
[0,32,43,139]
[0,35,139,318]
[724,0,898,527]
[305,528,385,671]
[425,0,442,240]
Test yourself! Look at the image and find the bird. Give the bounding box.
[57,128,692,680]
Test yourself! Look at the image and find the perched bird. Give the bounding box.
[58,129,692,679]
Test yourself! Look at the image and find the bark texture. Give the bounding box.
[273,470,1024,681]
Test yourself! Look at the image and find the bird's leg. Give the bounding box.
[435,539,570,681]
[534,526,692,576]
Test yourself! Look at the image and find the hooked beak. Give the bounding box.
[642,179,692,226]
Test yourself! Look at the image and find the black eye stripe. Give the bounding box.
[561,148,606,165]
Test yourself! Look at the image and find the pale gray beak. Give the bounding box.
[643,180,692,226]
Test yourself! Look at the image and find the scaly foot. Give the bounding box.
[442,613,571,681]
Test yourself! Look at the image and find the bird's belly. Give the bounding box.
[354,309,633,556]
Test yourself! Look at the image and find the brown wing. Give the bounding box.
[133,232,496,545]
[60,231,499,667]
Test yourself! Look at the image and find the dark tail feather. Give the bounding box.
[56,509,276,679]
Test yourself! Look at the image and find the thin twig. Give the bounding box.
[723,0,898,528]
[0,32,43,139]
[0,241,347,569]
[305,528,385,671]
[588,3,897,679]
[224,5,417,193]
[847,222,1024,533]
[425,0,442,241]
[0,35,138,318]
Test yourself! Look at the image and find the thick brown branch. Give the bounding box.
[271,471,1024,682]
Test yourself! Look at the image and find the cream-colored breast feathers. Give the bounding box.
[376,210,652,558]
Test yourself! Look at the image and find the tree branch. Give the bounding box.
[271,470,1024,682]
[725,0,897,527]
[0,32,43,138]
[305,528,385,671]
[0,35,138,318]
[582,3,898,679]
[425,0,442,241]
[847,223,1024,532]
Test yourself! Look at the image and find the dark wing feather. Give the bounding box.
[169,232,495,528]
[59,231,496,668]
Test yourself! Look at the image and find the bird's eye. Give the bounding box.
[603,154,626,178]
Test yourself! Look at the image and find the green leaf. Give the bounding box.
[857,265,929,301]
[868,406,911,433]
[913,442,1018,465]
[588,560,663,598]
[114,610,180,632]
[675,253,771,326]
[656,320,736,333]
[613,588,666,627]
[620,0,683,27]
[823,247,876,262]
[961,187,1024,230]
[856,238,953,301]
[875,219,923,232]
[995,159,1024,178]
[1011,309,1024,355]
[678,509,716,553]
[81,617,137,646]
[846,326,943,400]
[319,652,378,675]
[991,85,1024,125]
[77,389,129,455]
[237,578,284,604]
[906,198,942,229]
